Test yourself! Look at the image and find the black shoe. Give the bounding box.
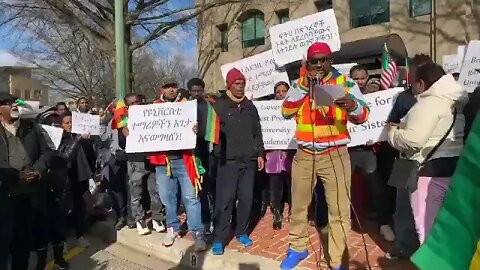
[260,202,268,218]
[53,259,70,270]
[115,216,127,231]
[272,209,282,230]
[36,248,47,270]
[384,246,410,260]
[53,244,70,270]
[126,217,136,229]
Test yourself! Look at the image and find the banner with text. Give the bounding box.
[347,87,404,146]
[253,100,297,150]
[442,54,460,74]
[71,112,100,135]
[458,40,480,93]
[125,101,197,153]
[269,9,341,66]
[221,50,289,99]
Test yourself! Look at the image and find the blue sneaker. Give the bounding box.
[236,234,253,247]
[280,248,309,270]
[212,242,224,255]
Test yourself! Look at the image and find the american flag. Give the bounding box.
[380,43,398,90]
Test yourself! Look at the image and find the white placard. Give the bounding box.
[347,88,404,146]
[253,100,297,150]
[442,54,460,74]
[457,40,480,93]
[458,45,467,70]
[41,124,63,150]
[71,112,100,135]
[269,9,341,66]
[18,100,40,116]
[125,101,197,153]
[333,63,358,77]
[220,50,289,99]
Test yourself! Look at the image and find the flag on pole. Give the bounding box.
[380,43,398,90]
[411,116,480,270]
[111,99,128,130]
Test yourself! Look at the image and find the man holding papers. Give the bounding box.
[280,42,369,270]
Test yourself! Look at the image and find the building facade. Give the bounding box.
[197,0,480,92]
[0,51,49,105]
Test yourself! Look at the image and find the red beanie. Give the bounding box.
[226,68,246,89]
[307,42,332,59]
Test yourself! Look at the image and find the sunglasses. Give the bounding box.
[308,57,330,65]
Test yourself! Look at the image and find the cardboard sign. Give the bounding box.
[220,50,289,99]
[71,112,101,135]
[125,101,197,153]
[347,88,404,146]
[269,9,341,66]
[457,40,480,93]
[253,100,297,150]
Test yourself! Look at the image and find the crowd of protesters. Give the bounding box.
[0,41,479,270]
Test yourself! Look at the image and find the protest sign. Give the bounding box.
[442,54,460,74]
[71,112,101,135]
[18,100,40,117]
[269,9,341,66]
[125,101,197,153]
[220,50,289,99]
[41,124,63,150]
[253,100,297,150]
[347,87,403,147]
[333,63,358,77]
[457,40,480,93]
[458,45,467,70]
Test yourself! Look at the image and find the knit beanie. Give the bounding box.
[226,68,246,89]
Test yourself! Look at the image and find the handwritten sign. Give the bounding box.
[442,54,460,74]
[347,88,404,146]
[125,101,197,153]
[41,124,63,150]
[253,100,296,150]
[220,50,289,99]
[71,112,100,135]
[458,40,480,93]
[269,9,341,66]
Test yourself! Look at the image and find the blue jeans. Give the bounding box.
[156,159,203,233]
[393,188,419,254]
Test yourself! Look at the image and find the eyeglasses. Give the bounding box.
[308,57,329,65]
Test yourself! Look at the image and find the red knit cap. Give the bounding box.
[226,68,246,89]
[307,42,332,59]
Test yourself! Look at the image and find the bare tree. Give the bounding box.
[0,0,244,91]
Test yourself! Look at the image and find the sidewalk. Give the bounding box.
[116,211,418,270]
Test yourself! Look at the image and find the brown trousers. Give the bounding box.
[289,146,351,268]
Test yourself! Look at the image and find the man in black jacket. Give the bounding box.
[0,92,52,270]
[211,68,265,255]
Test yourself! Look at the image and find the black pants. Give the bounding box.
[350,147,396,225]
[105,160,130,219]
[0,195,34,270]
[70,180,88,238]
[34,192,68,246]
[214,164,255,243]
[267,172,291,210]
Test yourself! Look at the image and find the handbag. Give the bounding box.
[388,110,457,191]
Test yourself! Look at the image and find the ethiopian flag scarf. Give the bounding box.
[411,115,480,269]
[204,102,220,144]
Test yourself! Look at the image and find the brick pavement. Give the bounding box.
[206,211,418,270]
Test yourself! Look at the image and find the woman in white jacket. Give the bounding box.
[387,63,467,244]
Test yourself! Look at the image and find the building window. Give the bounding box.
[217,24,228,52]
[350,0,390,28]
[315,0,333,12]
[240,11,265,48]
[13,88,21,97]
[410,0,431,17]
[23,89,30,99]
[33,89,42,100]
[276,9,289,24]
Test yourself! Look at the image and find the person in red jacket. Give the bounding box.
[149,80,207,252]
